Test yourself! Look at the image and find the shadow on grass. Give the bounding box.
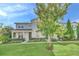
[49,51,55,56]
[56,43,79,46]
[46,44,55,56]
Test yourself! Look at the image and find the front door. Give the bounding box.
[18,32,23,39]
[29,32,32,40]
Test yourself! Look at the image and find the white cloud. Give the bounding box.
[0,4,35,19]
[0,4,29,18]
[0,10,7,16]
[3,4,28,13]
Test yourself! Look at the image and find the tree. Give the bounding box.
[0,34,9,43]
[76,23,79,40]
[55,24,66,40]
[34,3,70,51]
[64,19,74,40]
[2,26,13,38]
[0,26,13,43]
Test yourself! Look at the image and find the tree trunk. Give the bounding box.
[47,35,55,56]
[47,35,53,51]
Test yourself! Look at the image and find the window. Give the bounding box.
[18,25,24,29]
[21,26,24,28]
[18,26,20,28]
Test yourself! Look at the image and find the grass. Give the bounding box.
[0,41,79,56]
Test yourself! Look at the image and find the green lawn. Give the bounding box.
[0,41,79,56]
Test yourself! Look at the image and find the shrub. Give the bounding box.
[0,34,10,43]
[29,38,46,42]
[9,39,25,43]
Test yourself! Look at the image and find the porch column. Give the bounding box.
[23,32,25,39]
[11,31,13,39]
[16,32,18,39]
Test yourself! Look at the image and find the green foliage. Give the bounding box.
[0,25,13,43]
[29,38,46,42]
[34,3,70,39]
[76,23,79,39]
[0,34,10,43]
[64,19,74,40]
[55,24,66,37]
[9,39,25,43]
[2,26,13,38]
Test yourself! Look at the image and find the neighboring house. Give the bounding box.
[11,19,45,42]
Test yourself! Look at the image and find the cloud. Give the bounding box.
[0,3,36,21]
[0,4,33,17]
[3,4,29,13]
[0,10,7,16]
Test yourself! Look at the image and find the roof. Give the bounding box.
[15,22,32,24]
[12,29,32,30]
[31,18,37,22]
[11,29,33,32]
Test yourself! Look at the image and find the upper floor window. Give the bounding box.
[21,26,24,28]
[16,24,32,29]
[18,26,20,28]
[18,25,24,29]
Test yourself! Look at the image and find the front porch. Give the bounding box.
[11,29,32,42]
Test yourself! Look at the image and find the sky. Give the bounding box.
[0,3,79,27]
[63,3,79,22]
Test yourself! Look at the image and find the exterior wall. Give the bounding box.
[31,19,45,38]
[32,30,45,38]
[16,23,32,29]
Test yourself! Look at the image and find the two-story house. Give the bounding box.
[11,19,78,42]
[11,19,45,42]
